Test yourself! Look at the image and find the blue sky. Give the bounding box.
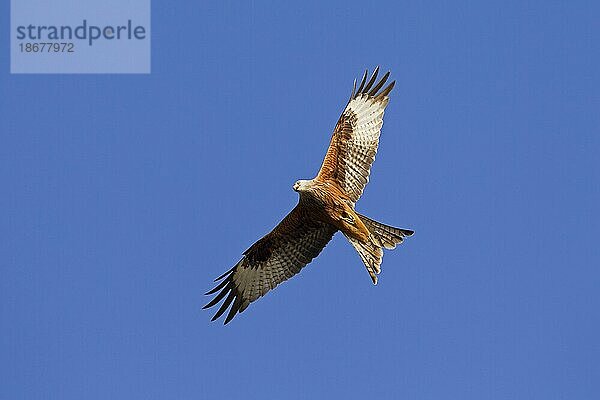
[1,1,599,399]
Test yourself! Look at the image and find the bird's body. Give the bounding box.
[295,179,370,242]
[204,68,414,324]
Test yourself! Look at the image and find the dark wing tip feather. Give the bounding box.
[204,265,245,324]
[356,69,369,94]
[211,290,236,322]
[213,266,235,282]
[224,295,244,324]
[377,80,396,99]
[204,278,228,295]
[368,71,390,96]
[362,66,380,93]
[203,280,232,309]
[352,67,395,100]
[401,228,415,237]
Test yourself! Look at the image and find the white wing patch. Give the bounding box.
[317,67,395,203]
[340,94,389,202]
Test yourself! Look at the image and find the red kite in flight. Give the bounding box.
[205,67,414,324]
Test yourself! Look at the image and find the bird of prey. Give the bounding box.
[204,67,414,324]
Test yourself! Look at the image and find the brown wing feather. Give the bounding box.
[317,67,395,203]
[204,204,337,324]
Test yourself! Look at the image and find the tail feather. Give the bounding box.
[344,235,383,284]
[344,213,414,285]
[358,213,414,250]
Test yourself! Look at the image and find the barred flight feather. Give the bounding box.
[317,67,395,203]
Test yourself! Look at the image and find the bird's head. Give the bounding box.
[293,179,311,192]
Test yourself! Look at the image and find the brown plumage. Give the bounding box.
[205,67,414,324]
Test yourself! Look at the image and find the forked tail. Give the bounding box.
[343,213,414,285]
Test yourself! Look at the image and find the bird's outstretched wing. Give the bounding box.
[316,67,395,203]
[204,204,337,324]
